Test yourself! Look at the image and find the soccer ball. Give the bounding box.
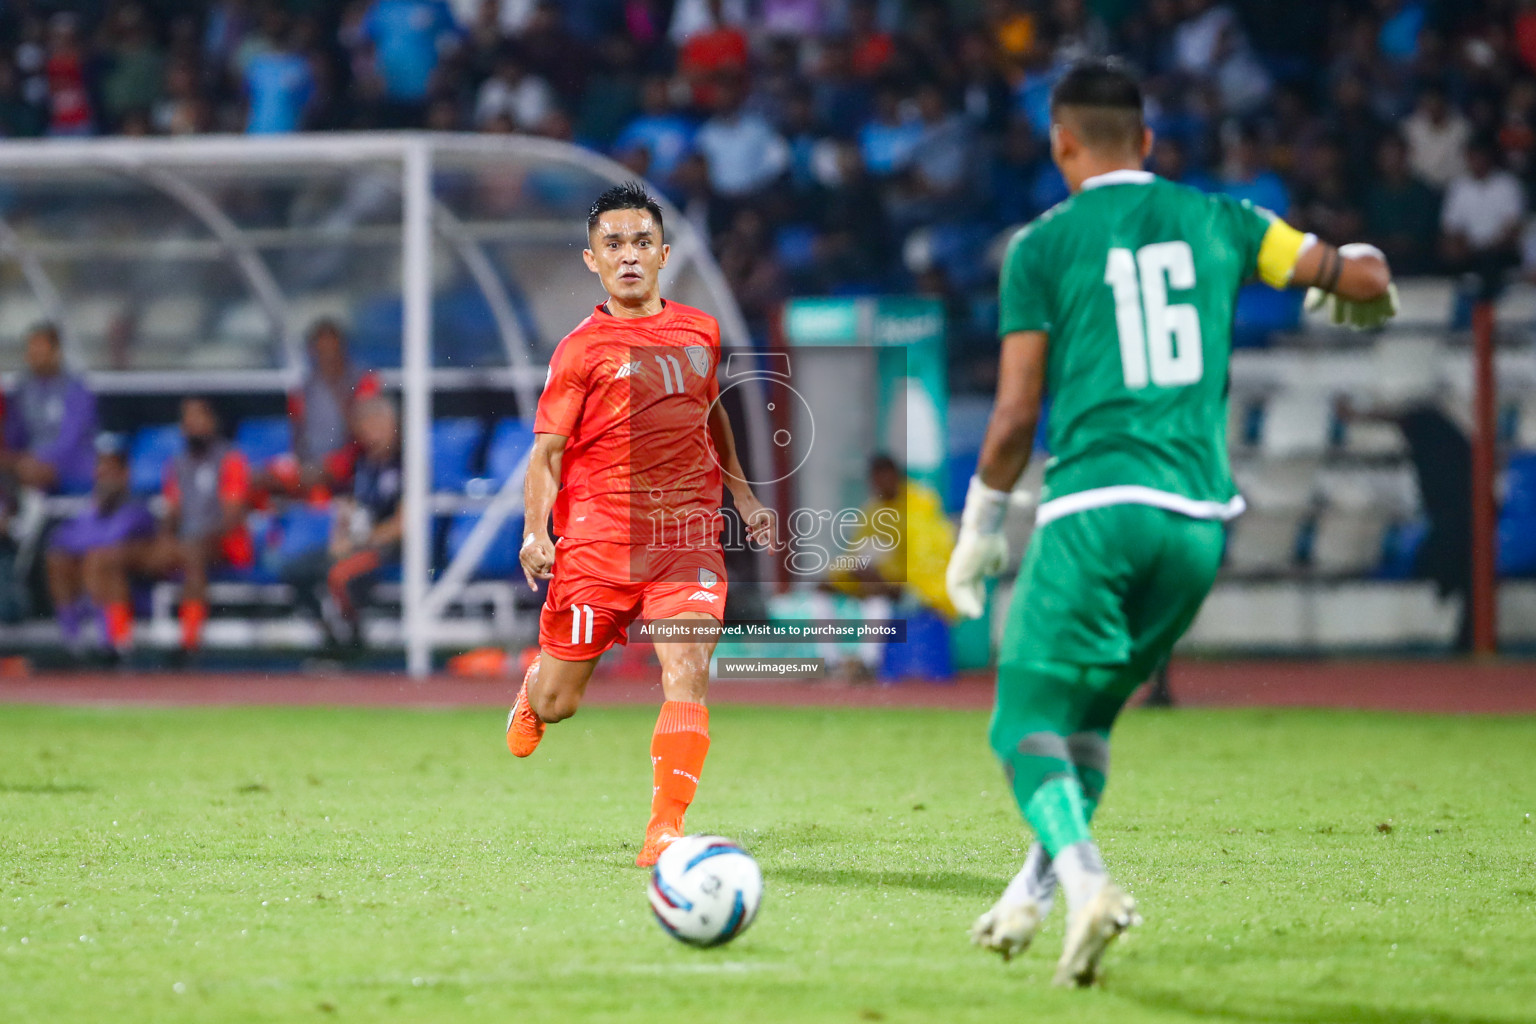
[647,834,763,947]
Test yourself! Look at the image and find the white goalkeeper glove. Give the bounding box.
[1304,243,1399,330]
[946,475,1012,620]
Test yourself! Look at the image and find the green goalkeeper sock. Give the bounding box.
[1023,774,1093,856]
[989,660,1119,856]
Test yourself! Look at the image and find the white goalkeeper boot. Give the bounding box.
[971,898,1045,961]
[971,843,1055,961]
[1052,882,1140,988]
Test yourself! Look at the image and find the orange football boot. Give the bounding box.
[635,821,682,868]
[505,676,545,757]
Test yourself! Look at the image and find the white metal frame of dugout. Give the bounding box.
[0,133,769,676]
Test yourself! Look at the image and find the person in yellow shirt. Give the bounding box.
[832,453,958,618]
[815,454,958,680]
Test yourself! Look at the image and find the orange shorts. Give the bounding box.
[539,538,728,660]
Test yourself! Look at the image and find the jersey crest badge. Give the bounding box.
[697,568,717,589]
[684,345,710,377]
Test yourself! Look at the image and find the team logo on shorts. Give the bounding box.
[685,345,710,377]
[697,568,718,589]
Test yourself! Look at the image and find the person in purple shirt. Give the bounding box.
[1,323,97,495]
[45,438,155,657]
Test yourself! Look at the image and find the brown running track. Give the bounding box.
[0,660,1531,713]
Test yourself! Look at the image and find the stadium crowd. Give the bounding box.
[0,1,1532,370]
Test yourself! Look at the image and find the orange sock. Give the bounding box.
[650,701,710,827]
[104,602,134,651]
[180,600,208,651]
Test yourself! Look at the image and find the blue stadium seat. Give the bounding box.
[233,416,293,468]
[1497,453,1536,576]
[270,504,334,565]
[1377,519,1427,580]
[128,424,183,496]
[485,418,535,486]
[879,608,954,682]
[445,512,526,579]
[432,418,485,492]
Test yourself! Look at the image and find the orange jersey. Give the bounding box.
[535,301,723,549]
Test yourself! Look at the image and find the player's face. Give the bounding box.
[583,209,669,305]
[25,331,60,376]
[181,400,216,442]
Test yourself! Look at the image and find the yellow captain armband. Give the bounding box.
[1256,219,1314,289]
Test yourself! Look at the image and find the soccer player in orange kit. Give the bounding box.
[506,182,773,867]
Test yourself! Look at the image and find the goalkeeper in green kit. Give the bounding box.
[946,58,1398,987]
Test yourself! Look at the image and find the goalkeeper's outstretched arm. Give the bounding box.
[945,330,1049,619]
[1291,237,1393,304]
[1268,223,1397,329]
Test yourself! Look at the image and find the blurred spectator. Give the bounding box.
[150,397,255,658]
[807,36,870,137]
[693,77,790,199]
[1442,137,1525,298]
[716,208,787,330]
[613,76,696,183]
[806,140,891,289]
[154,59,211,135]
[678,0,749,110]
[1048,0,1111,65]
[761,0,827,39]
[671,151,729,241]
[1376,0,1427,66]
[473,48,555,131]
[888,84,980,229]
[46,439,155,660]
[985,0,1040,76]
[991,118,1045,225]
[670,0,750,45]
[1148,135,1213,190]
[277,321,383,498]
[1,323,97,495]
[43,13,94,136]
[1173,0,1271,114]
[1404,84,1471,188]
[516,3,588,103]
[243,17,316,133]
[859,88,922,178]
[1364,134,1442,275]
[830,454,955,617]
[780,85,825,194]
[1293,141,1365,244]
[353,0,461,123]
[848,0,896,78]
[1212,127,1289,214]
[820,453,957,679]
[0,57,44,137]
[957,30,1013,135]
[1326,75,1388,197]
[279,397,403,652]
[1517,0,1536,76]
[101,4,166,128]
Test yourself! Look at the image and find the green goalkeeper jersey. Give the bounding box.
[999,169,1308,525]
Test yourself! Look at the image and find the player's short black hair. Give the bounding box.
[869,453,901,477]
[1049,58,1145,152]
[587,181,664,241]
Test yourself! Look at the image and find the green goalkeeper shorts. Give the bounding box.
[999,503,1226,682]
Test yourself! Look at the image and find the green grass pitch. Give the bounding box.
[2,701,1534,1023]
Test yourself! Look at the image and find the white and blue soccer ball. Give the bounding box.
[647,834,763,947]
